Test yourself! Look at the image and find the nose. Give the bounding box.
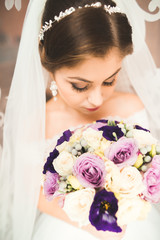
[88,87,103,107]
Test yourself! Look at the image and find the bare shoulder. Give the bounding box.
[109,91,144,118]
[116,91,144,109]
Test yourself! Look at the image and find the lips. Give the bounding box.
[86,107,100,112]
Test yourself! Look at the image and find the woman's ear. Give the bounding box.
[49,72,55,81]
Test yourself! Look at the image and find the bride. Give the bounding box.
[0,0,160,240]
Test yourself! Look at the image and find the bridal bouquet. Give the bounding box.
[42,119,160,233]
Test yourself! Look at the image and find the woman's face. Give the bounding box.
[53,49,123,115]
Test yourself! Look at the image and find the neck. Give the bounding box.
[55,95,107,123]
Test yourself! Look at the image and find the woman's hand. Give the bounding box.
[38,187,126,240]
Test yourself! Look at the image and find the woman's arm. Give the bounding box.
[38,187,126,240]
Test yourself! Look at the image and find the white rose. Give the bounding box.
[131,129,157,148]
[105,160,121,192]
[82,128,102,150]
[63,188,95,227]
[138,200,151,221]
[118,166,144,198]
[56,141,69,152]
[99,138,111,153]
[70,128,83,143]
[116,197,148,226]
[53,151,75,176]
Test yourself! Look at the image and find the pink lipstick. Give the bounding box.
[86,107,100,112]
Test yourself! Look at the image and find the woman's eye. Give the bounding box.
[71,83,89,92]
[103,78,116,86]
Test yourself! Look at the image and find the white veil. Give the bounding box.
[0,0,48,239]
[0,0,160,240]
[115,0,160,138]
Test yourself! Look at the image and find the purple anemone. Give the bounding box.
[89,189,122,232]
[43,148,59,174]
[56,129,72,146]
[135,125,150,132]
[99,125,124,141]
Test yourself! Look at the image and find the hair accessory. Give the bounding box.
[39,20,54,40]
[39,2,121,40]
[50,80,58,101]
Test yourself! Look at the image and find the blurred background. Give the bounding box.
[0,0,160,150]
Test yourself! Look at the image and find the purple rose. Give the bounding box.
[43,172,59,201]
[73,153,106,188]
[152,155,160,169]
[105,137,138,168]
[143,167,160,203]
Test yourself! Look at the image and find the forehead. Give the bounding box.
[56,49,123,81]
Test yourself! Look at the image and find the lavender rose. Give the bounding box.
[73,153,106,188]
[105,137,138,168]
[152,155,160,168]
[89,122,107,131]
[143,167,160,203]
[43,172,59,201]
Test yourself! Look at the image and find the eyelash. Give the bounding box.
[103,79,115,86]
[71,84,89,92]
[71,79,115,92]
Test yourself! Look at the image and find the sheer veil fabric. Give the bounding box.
[0,0,160,240]
[0,0,48,239]
[115,0,160,138]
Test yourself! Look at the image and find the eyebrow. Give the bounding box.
[68,68,121,83]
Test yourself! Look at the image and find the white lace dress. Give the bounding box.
[32,109,160,240]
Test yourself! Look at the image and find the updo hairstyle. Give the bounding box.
[39,0,133,74]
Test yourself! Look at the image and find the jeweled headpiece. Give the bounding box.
[39,2,121,40]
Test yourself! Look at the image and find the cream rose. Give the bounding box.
[118,166,144,198]
[82,128,102,150]
[63,188,95,227]
[105,164,144,198]
[53,151,75,176]
[131,129,157,147]
[138,200,151,221]
[116,197,149,226]
[56,141,69,152]
[70,128,83,143]
[99,138,111,153]
[105,160,121,193]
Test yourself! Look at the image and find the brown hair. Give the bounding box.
[39,0,133,74]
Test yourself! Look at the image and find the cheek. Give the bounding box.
[57,84,86,104]
[102,86,116,98]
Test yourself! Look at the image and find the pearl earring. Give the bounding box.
[50,80,58,101]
